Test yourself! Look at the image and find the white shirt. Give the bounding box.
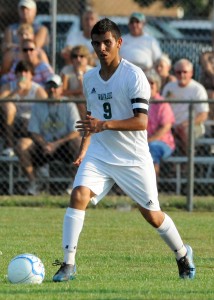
[162,79,209,125]
[83,58,151,166]
[120,33,162,70]
[10,81,41,119]
[65,31,94,53]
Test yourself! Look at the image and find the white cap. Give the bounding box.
[18,0,37,9]
[45,74,62,87]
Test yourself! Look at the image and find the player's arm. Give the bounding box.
[73,111,92,166]
[76,97,149,133]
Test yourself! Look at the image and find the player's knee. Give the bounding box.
[70,186,91,209]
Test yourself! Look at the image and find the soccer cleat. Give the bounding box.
[52,260,76,282]
[176,244,196,279]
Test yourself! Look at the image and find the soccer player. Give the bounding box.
[53,18,196,282]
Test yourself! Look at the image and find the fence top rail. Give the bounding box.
[0,98,214,104]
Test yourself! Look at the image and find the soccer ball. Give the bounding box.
[8,253,45,284]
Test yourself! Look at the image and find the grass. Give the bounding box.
[0,195,214,300]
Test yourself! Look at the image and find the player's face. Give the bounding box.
[91,32,122,65]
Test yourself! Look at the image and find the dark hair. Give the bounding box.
[91,18,121,40]
[15,60,35,75]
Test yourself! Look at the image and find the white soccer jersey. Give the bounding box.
[83,58,151,166]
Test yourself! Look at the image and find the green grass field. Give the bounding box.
[0,195,214,300]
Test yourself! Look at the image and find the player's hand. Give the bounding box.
[76,115,105,133]
[73,151,87,166]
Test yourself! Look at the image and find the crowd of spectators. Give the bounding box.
[0,0,212,194]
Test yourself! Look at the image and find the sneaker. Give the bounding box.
[37,164,49,178]
[176,244,196,279]
[52,260,76,282]
[27,181,40,196]
[2,147,15,157]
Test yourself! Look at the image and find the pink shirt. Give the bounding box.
[148,94,175,150]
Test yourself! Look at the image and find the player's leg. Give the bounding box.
[53,157,114,282]
[111,159,195,279]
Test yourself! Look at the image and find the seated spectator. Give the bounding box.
[146,70,175,177]
[200,50,214,119]
[162,58,209,155]
[2,0,49,53]
[0,60,47,157]
[1,23,49,77]
[63,9,99,66]
[62,45,93,119]
[154,53,176,94]
[1,39,54,86]
[60,45,73,75]
[16,74,82,195]
[120,12,162,71]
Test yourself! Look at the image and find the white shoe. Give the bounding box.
[27,181,40,195]
[2,147,15,157]
[37,164,49,178]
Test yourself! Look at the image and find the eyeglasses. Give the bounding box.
[22,48,35,52]
[175,70,189,75]
[71,54,85,59]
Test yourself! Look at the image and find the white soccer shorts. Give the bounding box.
[73,156,160,211]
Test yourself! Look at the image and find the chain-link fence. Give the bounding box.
[0,99,212,199]
[0,0,214,199]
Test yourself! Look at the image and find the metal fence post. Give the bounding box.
[50,0,57,72]
[187,103,195,211]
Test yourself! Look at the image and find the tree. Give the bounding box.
[133,0,213,18]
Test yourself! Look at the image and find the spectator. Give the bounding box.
[2,0,49,53]
[1,23,49,77]
[120,12,162,71]
[146,70,175,177]
[200,50,214,119]
[1,39,54,86]
[154,53,176,94]
[16,74,81,195]
[62,45,93,119]
[0,60,47,157]
[63,9,99,66]
[162,58,209,155]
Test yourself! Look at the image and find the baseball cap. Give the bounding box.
[18,0,37,9]
[45,74,62,88]
[129,12,146,23]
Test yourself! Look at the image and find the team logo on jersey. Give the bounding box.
[146,200,154,207]
[98,92,112,100]
[91,87,96,94]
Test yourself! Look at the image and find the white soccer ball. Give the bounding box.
[8,253,45,284]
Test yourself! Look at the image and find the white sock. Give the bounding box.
[63,207,85,265]
[156,213,187,260]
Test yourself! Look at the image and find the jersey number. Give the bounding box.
[103,102,112,119]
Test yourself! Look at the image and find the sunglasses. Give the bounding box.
[71,54,85,59]
[23,48,35,52]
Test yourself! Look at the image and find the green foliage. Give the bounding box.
[133,0,213,17]
[0,206,214,299]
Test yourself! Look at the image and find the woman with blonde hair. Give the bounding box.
[155,53,176,94]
